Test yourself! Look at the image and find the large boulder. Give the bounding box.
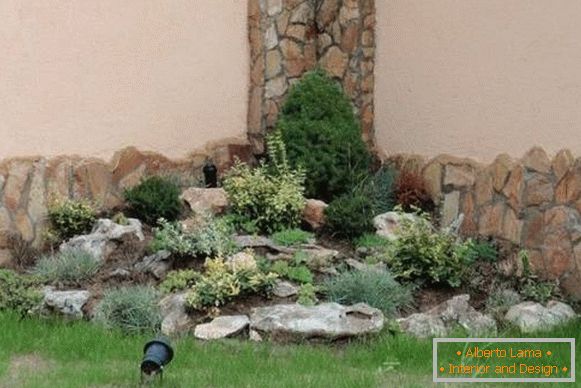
[250,303,384,340]
[60,218,144,261]
[180,187,229,215]
[504,301,577,333]
[40,287,90,319]
[373,211,420,240]
[194,315,250,340]
[302,199,327,230]
[398,295,496,338]
[159,292,192,336]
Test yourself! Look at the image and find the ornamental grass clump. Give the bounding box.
[324,269,413,317]
[223,130,305,234]
[277,69,371,201]
[33,249,101,284]
[93,286,162,334]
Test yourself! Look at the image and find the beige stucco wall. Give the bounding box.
[375,0,581,162]
[0,0,248,160]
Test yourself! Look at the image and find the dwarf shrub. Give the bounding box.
[185,257,278,310]
[0,269,42,317]
[223,131,305,234]
[47,198,97,241]
[150,216,235,258]
[124,176,181,225]
[324,193,374,239]
[277,69,371,201]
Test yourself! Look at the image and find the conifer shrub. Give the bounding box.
[277,69,371,201]
[123,176,181,225]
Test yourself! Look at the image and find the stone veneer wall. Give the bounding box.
[247,0,376,154]
[0,141,253,259]
[406,147,581,299]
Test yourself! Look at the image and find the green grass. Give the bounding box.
[270,228,314,247]
[354,233,390,249]
[0,312,579,387]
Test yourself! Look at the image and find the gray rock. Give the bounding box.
[505,301,577,333]
[194,315,250,340]
[159,292,192,336]
[235,235,338,262]
[250,303,384,340]
[249,329,263,342]
[273,280,299,298]
[397,313,448,338]
[398,294,496,338]
[345,258,386,273]
[135,250,172,279]
[60,218,144,260]
[41,287,90,319]
[373,212,422,240]
[107,268,131,279]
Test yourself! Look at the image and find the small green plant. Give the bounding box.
[93,286,162,334]
[324,269,413,317]
[325,193,374,239]
[383,207,481,287]
[150,216,235,258]
[277,69,371,201]
[517,250,558,304]
[33,249,101,284]
[123,176,181,225]
[355,166,397,215]
[269,260,313,284]
[458,240,498,263]
[111,212,129,226]
[47,198,97,241]
[0,269,42,317]
[486,288,521,323]
[223,131,306,234]
[185,257,278,310]
[355,234,390,250]
[271,228,314,247]
[159,270,201,294]
[297,284,318,306]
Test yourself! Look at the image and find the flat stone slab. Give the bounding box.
[250,303,384,340]
[194,315,250,340]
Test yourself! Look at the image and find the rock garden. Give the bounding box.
[0,71,578,370]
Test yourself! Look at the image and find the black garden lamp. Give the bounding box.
[203,159,218,188]
[140,337,174,380]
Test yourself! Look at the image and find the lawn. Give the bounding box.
[0,314,579,387]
